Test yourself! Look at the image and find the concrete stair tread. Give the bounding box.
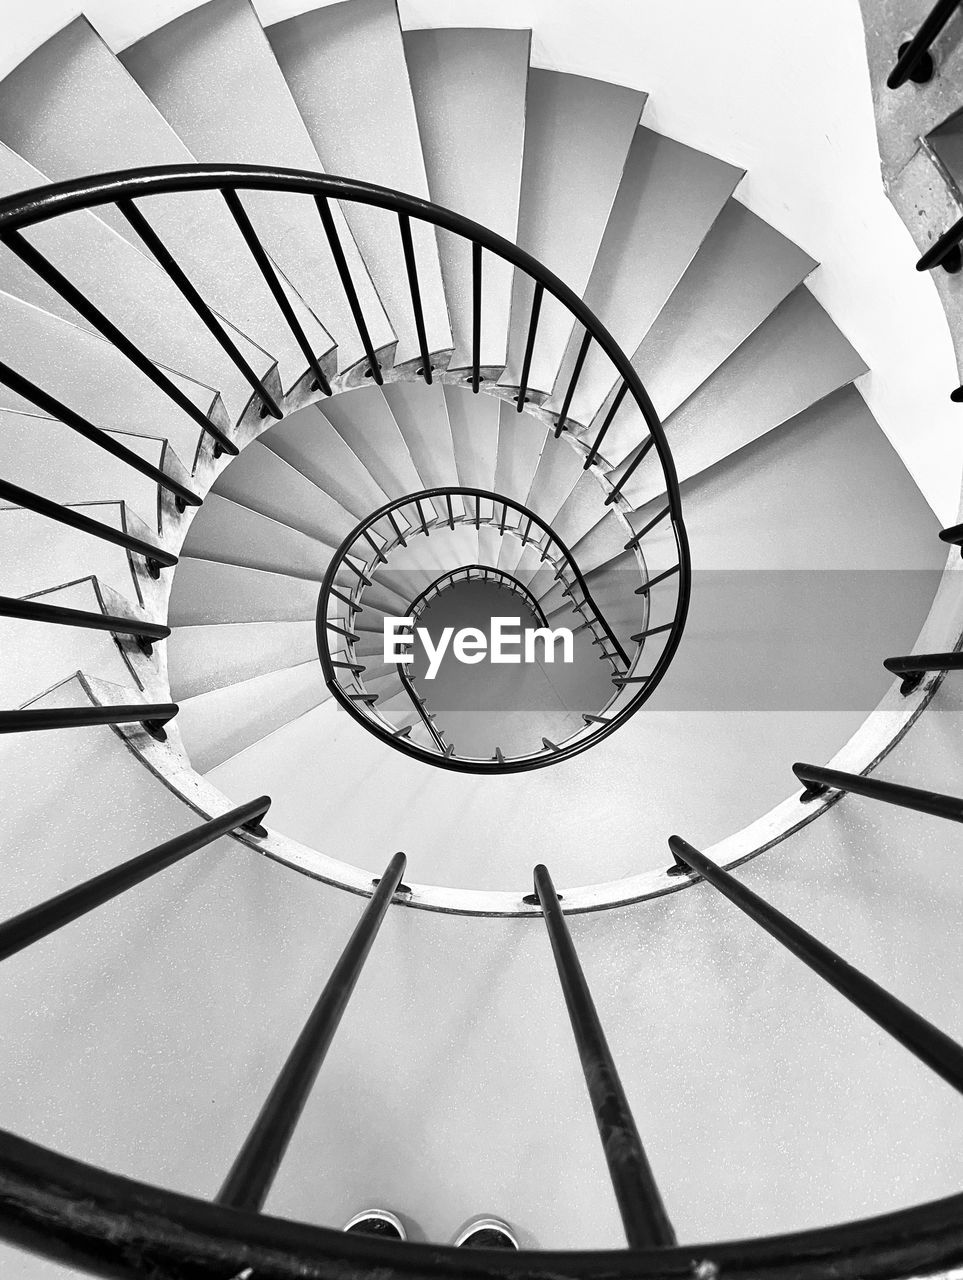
[498,70,646,398]
[0,576,148,708]
[182,493,334,583]
[210,439,360,550]
[266,0,449,370]
[179,658,328,774]
[0,409,174,539]
[168,557,319,626]
[167,618,320,703]
[120,0,394,378]
[0,501,161,609]
[547,126,743,425]
[322,385,426,504]
[261,405,390,522]
[0,15,332,391]
[606,285,869,510]
[382,382,460,496]
[403,26,530,373]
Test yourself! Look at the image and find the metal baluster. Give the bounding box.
[0,594,169,657]
[555,330,592,438]
[0,478,176,579]
[793,762,963,819]
[398,213,432,384]
[471,241,482,393]
[0,799,269,963]
[222,188,332,396]
[217,853,407,1211]
[0,361,201,511]
[117,198,284,418]
[532,864,676,1247]
[667,836,963,1095]
[0,702,177,742]
[583,382,628,470]
[314,195,382,385]
[516,283,544,412]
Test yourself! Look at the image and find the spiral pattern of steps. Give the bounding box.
[0,0,960,1275]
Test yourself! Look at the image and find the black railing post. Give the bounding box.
[667,836,963,1095]
[605,436,655,506]
[887,0,961,88]
[471,241,482,393]
[0,361,201,511]
[222,187,332,397]
[314,195,382,386]
[0,594,170,654]
[516,283,544,412]
[584,382,628,470]
[0,799,270,963]
[0,702,178,741]
[555,330,592,438]
[793,762,963,820]
[0,230,239,457]
[883,652,963,694]
[0,478,177,579]
[398,212,433,384]
[532,864,676,1248]
[117,197,284,420]
[216,851,406,1212]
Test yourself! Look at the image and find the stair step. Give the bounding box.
[382,382,460,496]
[322,386,427,507]
[262,405,389,522]
[403,26,530,374]
[181,494,334,582]
[120,0,395,380]
[167,619,318,701]
[266,0,449,372]
[168,558,319,625]
[210,439,359,551]
[0,140,274,425]
[0,577,148,708]
[498,71,646,400]
[548,127,742,426]
[0,16,332,392]
[178,659,328,773]
[0,409,179,538]
[0,290,222,474]
[607,285,869,510]
[630,198,817,423]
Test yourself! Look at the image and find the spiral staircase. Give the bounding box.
[2,0,963,1275]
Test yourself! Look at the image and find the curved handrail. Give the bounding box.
[316,486,662,770]
[407,564,550,630]
[3,1121,963,1280]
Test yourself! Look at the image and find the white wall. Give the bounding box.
[1,0,960,519]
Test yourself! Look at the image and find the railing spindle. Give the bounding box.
[216,851,407,1211]
[117,198,284,419]
[0,231,238,457]
[222,188,332,396]
[398,212,433,385]
[555,330,592,438]
[0,594,169,655]
[0,478,177,578]
[584,382,628,470]
[471,241,482,393]
[668,836,963,1095]
[533,863,676,1247]
[0,798,269,963]
[0,702,177,741]
[887,0,961,88]
[516,283,544,412]
[605,436,655,506]
[883,652,963,695]
[314,195,382,385]
[793,762,963,820]
[0,361,201,511]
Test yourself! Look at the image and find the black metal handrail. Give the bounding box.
[316,487,672,771]
[0,162,689,550]
[0,701,178,741]
[887,0,961,88]
[406,564,550,630]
